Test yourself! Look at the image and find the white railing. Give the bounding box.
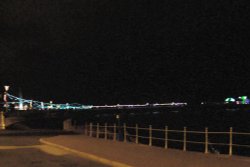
[83,123,250,156]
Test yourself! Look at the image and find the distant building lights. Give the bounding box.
[238,96,249,104]
[225,98,236,103]
[225,96,250,105]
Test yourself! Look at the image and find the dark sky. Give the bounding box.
[1,0,250,105]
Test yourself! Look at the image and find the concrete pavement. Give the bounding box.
[0,136,107,167]
[41,135,250,167]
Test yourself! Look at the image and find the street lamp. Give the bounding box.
[0,86,9,130]
[4,86,9,112]
[4,86,9,92]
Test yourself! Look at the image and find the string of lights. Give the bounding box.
[5,93,93,110]
[3,93,188,111]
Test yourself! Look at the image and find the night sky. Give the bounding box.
[1,0,250,105]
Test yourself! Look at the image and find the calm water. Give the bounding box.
[76,104,250,131]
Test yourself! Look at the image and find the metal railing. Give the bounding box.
[83,122,250,156]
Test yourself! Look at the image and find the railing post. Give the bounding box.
[124,123,126,142]
[89,122,92,137]
[136,124,138,144]
[105,123,107,140]
[165,126,168,149]
[205,127,208,154]
[149,125,152,146]
[229,127,233,156]
[183,127,187,151]
[96,123,99,138]
[84,122,87,135]
[74,120,77,130]
[113,123,116,141]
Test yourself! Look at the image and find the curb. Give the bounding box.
[0,130,75,136]
[39,138,133,167]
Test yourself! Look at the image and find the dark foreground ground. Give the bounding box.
[1,132,249,167]
[43,135,250,167]
[0,135,107,167]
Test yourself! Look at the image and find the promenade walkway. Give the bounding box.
[41,135,250,167]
